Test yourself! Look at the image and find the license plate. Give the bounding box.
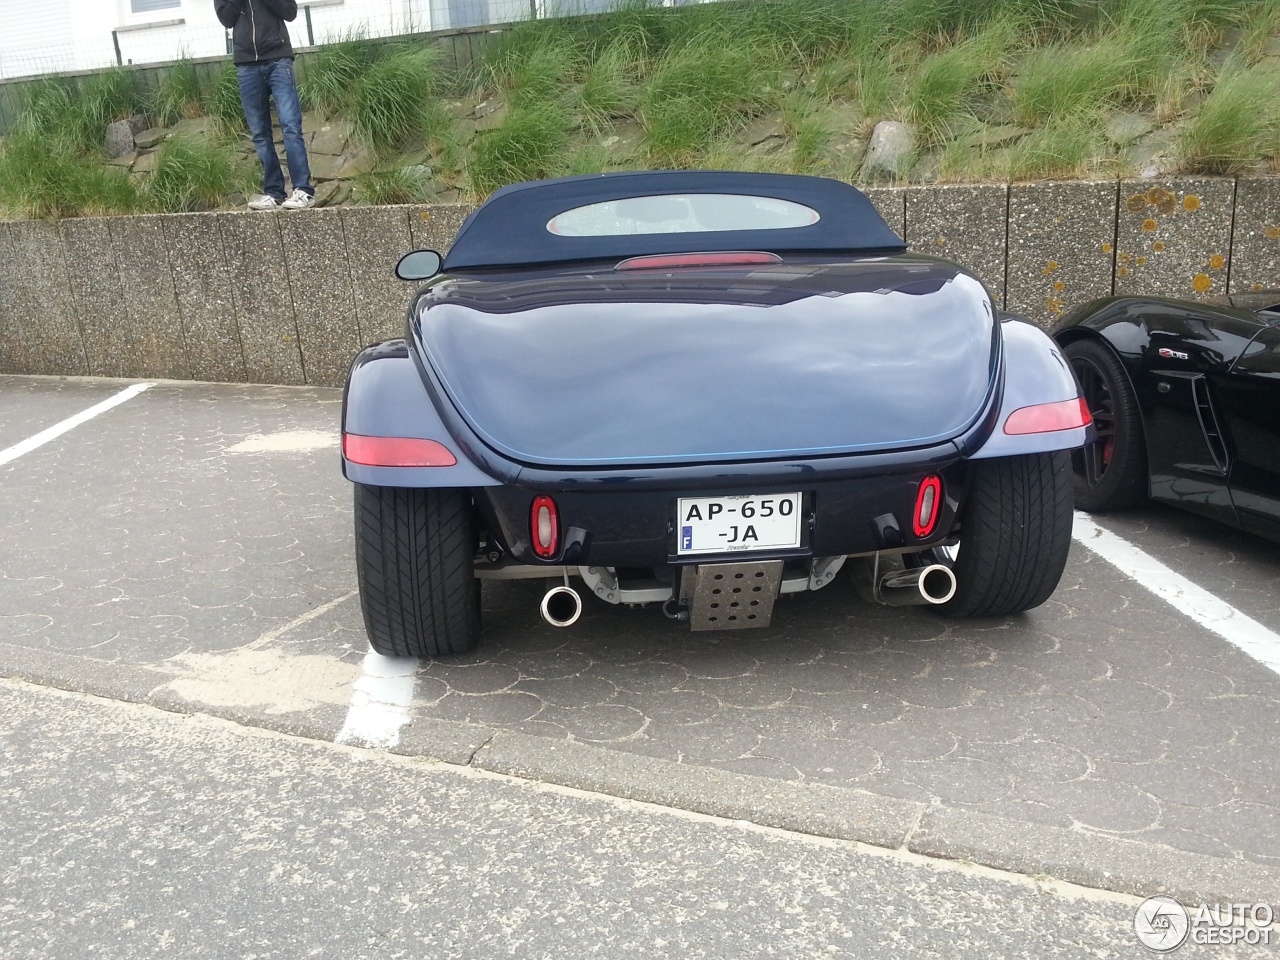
[676,493,803,556]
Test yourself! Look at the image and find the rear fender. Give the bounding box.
[970,319,1092,460]
[341,341,502,488]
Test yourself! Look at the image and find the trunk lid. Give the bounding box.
[416,257,997,467]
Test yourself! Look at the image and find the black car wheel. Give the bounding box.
[354,484,479,658]
[1063,338,1148,511]
[941,451,1074,617]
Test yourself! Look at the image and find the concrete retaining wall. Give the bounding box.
[4,176,1280,387]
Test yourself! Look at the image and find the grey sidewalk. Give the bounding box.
[5,679,1265,960]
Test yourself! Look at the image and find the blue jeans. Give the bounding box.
[237,58,312,201]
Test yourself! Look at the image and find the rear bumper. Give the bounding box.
[475,461,968,568]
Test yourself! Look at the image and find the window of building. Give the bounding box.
[131,0,181,12]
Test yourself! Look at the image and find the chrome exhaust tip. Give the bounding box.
[876,563,957,607]
[539,585,583,627]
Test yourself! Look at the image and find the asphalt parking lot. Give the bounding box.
[2,373,1278,907]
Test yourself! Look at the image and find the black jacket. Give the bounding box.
[215,0,298,65]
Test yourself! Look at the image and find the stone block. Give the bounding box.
[104,119,135,159]
[134,128,168,149]
[863,120,915,179]
[341,206,414,345]
[861,186,905,239]
[132,151,159,175]
[107,215,191,380]
[1,220,86,376]
[310,119,352,157]
[278,207,361,387]
[1114,179,1234,300]
[406,203,478,254]
[1227,178,1280,294]
[905,183,1008,305]
[60,218,130,378]
[162,213,247,382]
[1006,180,1119,328]
[218,212,306,385]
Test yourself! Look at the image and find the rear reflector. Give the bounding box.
[342,434,458,467]
[531,495,559,559]
[1002,397,1092,435]
[913,475,942,538]
[616,252,781,271]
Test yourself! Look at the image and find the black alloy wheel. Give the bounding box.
[1063,338,1148,512]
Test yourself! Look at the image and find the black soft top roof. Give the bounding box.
[441,170,906,270]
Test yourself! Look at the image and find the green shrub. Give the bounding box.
[641,36,779,164]
[904,16,1019,144]
[350,46,446,152]
[1006,112,1101,180]
[0,133,140,218]
[16,76,139,156]
[1178,63,1280,172]
[354,166,435,204]
[152,59,204,125]
[580,39,640,133]
[469,101,572,196]
[146,135,240,212]
[205,63,247,137]
[299,34,381,114]
[1013,40,1137,125]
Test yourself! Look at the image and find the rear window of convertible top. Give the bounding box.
[546,193,821,237]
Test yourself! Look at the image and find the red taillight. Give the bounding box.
[342,434,458,467]
[1002,397,1093,436]
[530,495,559,559]
[615,252,782,271]
[913,475,943,538]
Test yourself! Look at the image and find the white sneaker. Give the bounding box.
[281,189,316,210]
[247,194,281,211]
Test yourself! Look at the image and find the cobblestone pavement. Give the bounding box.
[2,375,1278,878]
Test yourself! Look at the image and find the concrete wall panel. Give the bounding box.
[1114,179,1235,301]
[1006,181,1118,328]
[163,213,246,383]
[218,212,306,385]
[905,184,1008,306]
[0,222,22,374]
[108,215,191,380]
[60,218,130,378]
[278,208,361,388]
[862,186,905,240]
[407,204,478,253]
[3,220,86,376]
[1227,178,1280,294]
[341,206,414,346]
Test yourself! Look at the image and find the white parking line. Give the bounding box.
[1072,511,1280,678]
[0,382,154,467]
[336,646,419,749]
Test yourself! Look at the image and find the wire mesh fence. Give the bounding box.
[0,0,649,82]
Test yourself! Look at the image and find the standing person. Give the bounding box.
[214,0,315,210]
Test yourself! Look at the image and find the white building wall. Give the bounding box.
[0,0,453,79]
[0,0,78,80]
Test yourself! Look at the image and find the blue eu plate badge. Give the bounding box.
[681,526,693,551]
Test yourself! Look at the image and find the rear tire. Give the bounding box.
[354,484,479,658]
[941,451,1074,617]
[1063,338,1148,511]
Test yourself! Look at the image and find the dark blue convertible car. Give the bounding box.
[341,171,1092,657]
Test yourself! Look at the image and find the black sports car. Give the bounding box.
[1054,291,1280,542]
[341,171,1092,658]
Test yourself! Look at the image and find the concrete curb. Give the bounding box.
[4,642,1275,906]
